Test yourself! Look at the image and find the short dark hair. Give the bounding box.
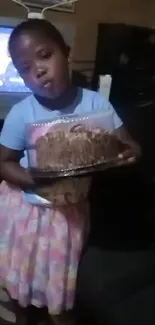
[9,19,68,55]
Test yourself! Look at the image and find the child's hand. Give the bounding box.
[117,143,141,166]
[118,149,137,164]
[114,126,141,164]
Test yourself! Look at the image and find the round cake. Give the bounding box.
[35,124,121,171]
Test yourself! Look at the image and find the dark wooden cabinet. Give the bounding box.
[93,24,155,163]
[93,24,155,107]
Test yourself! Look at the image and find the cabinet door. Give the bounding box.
[93,24,155,160]
[92,23,128,90]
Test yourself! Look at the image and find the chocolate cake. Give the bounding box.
[35,124,122,171]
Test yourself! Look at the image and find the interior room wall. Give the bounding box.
[2,0,155,72]
[0,0,155,118]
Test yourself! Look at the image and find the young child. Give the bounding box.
[0,19,131,325]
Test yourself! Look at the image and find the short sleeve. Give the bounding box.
[111,103,123,129]
[93,92,123,130]
[0,105,25,150]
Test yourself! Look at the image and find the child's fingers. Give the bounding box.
[118,149,136,161]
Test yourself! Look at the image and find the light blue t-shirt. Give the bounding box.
[0,88,122,204]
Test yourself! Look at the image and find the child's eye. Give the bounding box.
[41,52,52,59]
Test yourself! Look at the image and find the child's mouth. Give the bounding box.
[43,81,52,89]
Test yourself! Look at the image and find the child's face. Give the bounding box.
[11,32,69,99]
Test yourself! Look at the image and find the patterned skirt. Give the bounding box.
[0,181,89,315]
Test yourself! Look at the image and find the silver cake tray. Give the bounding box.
[30,158,134,180]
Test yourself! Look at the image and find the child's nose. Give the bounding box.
[36,68,46,79]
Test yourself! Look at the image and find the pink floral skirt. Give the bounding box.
[0,181,89,314]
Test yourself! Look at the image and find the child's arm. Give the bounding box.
[114,125,141,161]
[0,145,35,189]
[94,92,141,161]
[0,103,35,189]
